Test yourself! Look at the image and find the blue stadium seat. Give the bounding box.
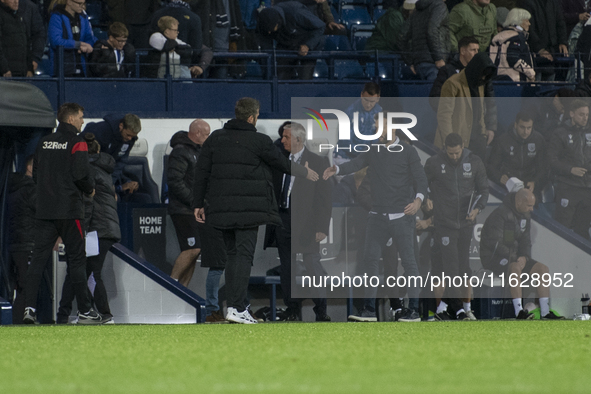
[35,56,52,78]
[373,5,386,22]
[93,27,108,41]
[351,31,373,51]
[334,60,365,79]
[245,61,263,79]
[85,1,103,24]
[313,59,329,79]
[324,35,352,51]
[365,62,394,79]
[341,5,372,29]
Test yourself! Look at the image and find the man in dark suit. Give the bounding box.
[268,122,333,321]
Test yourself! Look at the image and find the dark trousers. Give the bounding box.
[363,213,420,311]
[25,219,91,313]
[433,225,474,299]
[58,239,116,319]
[221,227,258,312]
[276,209,327,316]
[554,183,591,240]
[469,133,487,164]
[11,251,31,324]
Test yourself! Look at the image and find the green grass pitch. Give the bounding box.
[1,321,589,393]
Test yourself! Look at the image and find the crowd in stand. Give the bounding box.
[3,0,591,80]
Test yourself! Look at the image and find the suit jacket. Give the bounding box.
[265,146,333,253]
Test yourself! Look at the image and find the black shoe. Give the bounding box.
[456,311,470,321]
[23,307,38,324]
[542,311,565,320]
[516,309,534,320]
[56,315,69,325]
[315,314,331,322]
[392,308,403,322]
[398,309,420,322]
[77,309,103,325]
[434,310,452,321]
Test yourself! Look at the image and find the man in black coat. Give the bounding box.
[193,97,319,324]
[24,102,102,325]
[0,0,33,77]
[265,122,332,321]
[18,0,46,73]
[81,113,142,198]
[89,22,135,78]
[104,0,161,49]
[424,133,489,320]
[488,111,546,202]
[257,1,326,80]
[480,189,564,319]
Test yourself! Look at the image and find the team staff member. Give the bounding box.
[24,102,102,325]
[424,133,489,321]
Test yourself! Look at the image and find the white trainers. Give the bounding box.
[465,310,477,321]
[226,307,258,324]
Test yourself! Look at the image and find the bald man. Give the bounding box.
[168,120,211,287]
[480,189,564,320]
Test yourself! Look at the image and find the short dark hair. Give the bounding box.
[515,111,533,124]
[278,121,292,138]
[569,99,589,113]
[83,133,100,154]
[57,102,84,123]
[458,36,479,51]
[444,133,463,148]
[108,22,128,38]
[555,87,576,98]
[121,114,141,134]
[235,97,260,121]
[362,82,380,96]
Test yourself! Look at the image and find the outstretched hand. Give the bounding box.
[305,161,319,181]
[323,165,337,180]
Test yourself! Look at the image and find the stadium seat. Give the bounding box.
[123,157,160,203]
[93,27,108,41]
[373,5,386,22]
[341,5,372,29]
[351,31,373,51]
[245,61,263,80]
[313,59,329,79]
[129,138,149,157]
[365,62,393,79]
[85,1,103,24]
[334,60,365,79]
[324,35,352,51]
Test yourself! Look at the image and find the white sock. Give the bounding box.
[172,278,179,282]
[540,297,550,317]
[513,298,523,315]
[436,301,448,314]
[463,302,471,312]
[456,308,465,316]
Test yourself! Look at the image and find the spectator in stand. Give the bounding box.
[89,22,135,77]
[0,0,33,77]
[489,8,535,82]
[191,0,248,78]
[429,36,480,110]
[8,155,36,324]
[449,0,497,53]
[481,189,565,319]
[238,0,262,49]
[547,99,591,240]
[522,87,575,140]
[149,15,193,78]
[56,133,121,325]
[47,0,96,77]
[434,52,498,162]
[257,1,326,80]
[336,82,382,160]
[562,0,590,37]
[488,111,546,202]
[366,0,413,53]
[81,113,144,201]
[18,0,46,74]
[516,0,568,81]
[495,6,509,32]
[276,0,345,35]
[574,68,591,96]
[151,1,206,78]
[400,0,450,81]
[104,0,160,49]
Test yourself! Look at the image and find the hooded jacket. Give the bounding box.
[193,118,308,229]
[0,2,32,76]
[490,26,535,82]
[448,0,496,52]
[424,148,489,229]
[434,52,497,149]
[547,118,591,188]
[81,114,138,186]
[47,5,96,76]
[168,131,200,216]
[400,0,449,65]
[8,173,36,252]
[365,7,405,53]
[480,192,532,270]
[487,128,546,187]
[34,122,95,220]
[87,152,121,241]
